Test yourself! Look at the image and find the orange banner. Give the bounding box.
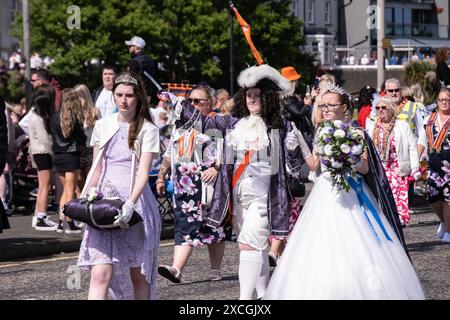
[230,2,264,65]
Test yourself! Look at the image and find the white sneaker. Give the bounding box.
[32,216,38,228]
[76,222,85,228]
[437,223,445,238]
[442,232,450,244]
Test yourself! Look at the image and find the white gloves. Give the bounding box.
[286,128,312,159]
[113,200,136,227]
[285,131,298,151]
[419,153,428,162]
[158,91,179,107]
[412,169,422,181]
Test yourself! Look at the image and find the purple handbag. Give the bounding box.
[63,198,142,230]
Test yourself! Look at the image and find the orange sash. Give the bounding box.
[226,150,255,218]
[232,150,252,189]
[178,130,197,159]
[426,112,450,153]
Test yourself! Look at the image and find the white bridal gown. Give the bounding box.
[264,168,426,300]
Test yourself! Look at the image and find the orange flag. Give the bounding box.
[230,2,264,65]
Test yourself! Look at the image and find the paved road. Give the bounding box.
[0,202,448,300]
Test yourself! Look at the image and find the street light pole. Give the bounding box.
[22,0,32,109]
[228,2,234,95]
[377,0,385,91]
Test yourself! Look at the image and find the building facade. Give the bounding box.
[292,0,450,66]
[339,0,450,62]
[292,0,339,65]
[0,0,20,61]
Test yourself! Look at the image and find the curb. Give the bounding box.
[0,227,175,262]
[0,238,82,262]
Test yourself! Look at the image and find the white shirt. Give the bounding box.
[150,106,167,128]
[18,108,33,135]
[95,88,116,118]
[30,55,43,69]
[348,55,355,65]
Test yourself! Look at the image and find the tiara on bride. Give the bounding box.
[115,73,138,86]
[323,82,347,96]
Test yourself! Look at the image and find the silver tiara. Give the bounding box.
[115,74,138,86]
[323,82,347,96]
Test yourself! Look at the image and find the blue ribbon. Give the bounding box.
[347,176,392,242]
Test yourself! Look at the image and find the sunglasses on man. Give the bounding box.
[375,105,388,110]
[186,98,209,105]
[386,88,400,93]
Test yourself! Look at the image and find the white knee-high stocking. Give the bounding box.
[238,250,270,300]
[255,252,270,299]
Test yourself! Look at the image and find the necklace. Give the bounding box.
[373,118,395,161]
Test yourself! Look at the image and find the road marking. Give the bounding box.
[0,241,175,269]
[0,255,78,268]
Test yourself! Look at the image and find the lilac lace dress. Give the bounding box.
[77,122,161,300]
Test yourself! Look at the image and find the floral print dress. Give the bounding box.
[426,121,450,204]
[377,125,410,225]
[171,128,232,246]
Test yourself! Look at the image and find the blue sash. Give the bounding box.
[347,176,392,242]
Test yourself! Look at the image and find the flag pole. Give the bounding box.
[228,1,234,95]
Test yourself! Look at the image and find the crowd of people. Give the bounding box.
[0,38,449,300]
[335,48,448,67]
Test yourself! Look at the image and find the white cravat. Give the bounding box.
[227,114,269,151]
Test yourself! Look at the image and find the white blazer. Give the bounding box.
[366,118,419,177]
[81,113,160,196]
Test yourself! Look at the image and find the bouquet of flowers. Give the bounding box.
[87,187,104,203]
[315,120,365,191]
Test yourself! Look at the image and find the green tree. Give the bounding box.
[219,0,317,91]
[405,61,438,105]
[12,0,315,91]
[0,71,25,103]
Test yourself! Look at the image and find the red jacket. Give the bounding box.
[357,104,371,128]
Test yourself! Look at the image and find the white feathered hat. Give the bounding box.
[237,64,291,95]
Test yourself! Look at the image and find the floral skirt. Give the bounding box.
[427,167,450,203]
[173,162,231,246]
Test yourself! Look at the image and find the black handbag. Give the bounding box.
[288,176,306,198]
[64,198,142,230]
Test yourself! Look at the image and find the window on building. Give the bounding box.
[11,0,19,22]
[412,9,434,37]
[385,7,394,35]
[324,41,330,64]
[308,0,315,24]
[325,1,332,24]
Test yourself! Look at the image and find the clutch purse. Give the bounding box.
[288,176,306,198]
[64,197,142,230]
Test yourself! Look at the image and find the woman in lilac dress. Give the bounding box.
[78,72,161,300]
